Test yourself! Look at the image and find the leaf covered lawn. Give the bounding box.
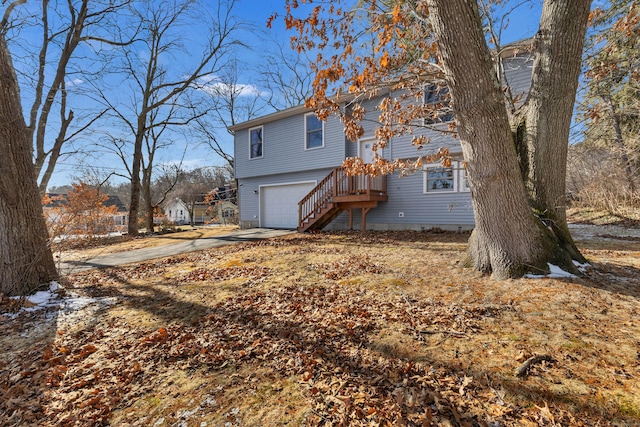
[1,229,640,426]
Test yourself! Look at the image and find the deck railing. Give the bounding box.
[298,167,387,228]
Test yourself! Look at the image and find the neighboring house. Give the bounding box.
[230,41,533,231]
[103,195,129,227]
[164,189,238,225]
[163,198,192,224]
[43,193,128,231]
[215,200,239,225]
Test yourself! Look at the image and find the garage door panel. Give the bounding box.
[261,182,315,229]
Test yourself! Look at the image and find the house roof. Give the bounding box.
[43,193,128,212]
[103,195,128,212]
[227,104,310,132]
[227,38,534,134]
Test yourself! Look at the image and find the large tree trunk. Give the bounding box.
[0,34,58,296]
[518,0,591,263]
[426,0,588,278]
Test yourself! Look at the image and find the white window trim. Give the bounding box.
[249,126,264,160]
[304,113,324,150]
[423,161,458,194]
[459,165,471,192]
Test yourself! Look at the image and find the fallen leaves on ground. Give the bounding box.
[2,229,640,426]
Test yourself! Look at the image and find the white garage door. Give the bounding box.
[261,182,315,229]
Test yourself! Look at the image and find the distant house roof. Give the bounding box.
[43,193,68,208]
[103,195,128,212]
[43,193,128,212]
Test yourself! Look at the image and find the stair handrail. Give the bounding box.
[298,167,388,230]
[298,167,339,227]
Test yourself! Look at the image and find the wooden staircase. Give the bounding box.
[298,167,388,232]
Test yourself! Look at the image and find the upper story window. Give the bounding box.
[305,113,324,149]
[249,126,263,159]
[424,84,453,125]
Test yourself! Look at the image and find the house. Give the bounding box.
[164,196,214,225]
[43,193,129,232]
[163,187,238,225]
[229,42,533,232]
[163,198,192,224]
[215,200,239,225]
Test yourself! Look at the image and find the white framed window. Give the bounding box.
[305,113,324,149]
[423,162,457,194]
[249,126,263,159]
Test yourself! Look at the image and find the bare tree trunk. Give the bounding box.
[426,0,588,278]
[31,0,86,193]
[0,34,57,296]
[518,0,591,263]
[128,129,144,236]
[142,163,155,233]
[605,95,637,195]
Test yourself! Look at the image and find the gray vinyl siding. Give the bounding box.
[353,90,462,162]
[232,52,533,231]
[239,167,474,231]
[234,114,345,179]
[346,139,358,157]
[390,127,461,160]
[502,55,534,105]
[327,172,474,231]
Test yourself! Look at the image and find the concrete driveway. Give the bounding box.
[58,228,296,275]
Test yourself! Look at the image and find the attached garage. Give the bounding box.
[260,182,316,229]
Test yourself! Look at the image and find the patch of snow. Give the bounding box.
[171,396,217,427]
[525,263,577,279]
[52,231,125,243]
[56,294,119,330]
[7,282,61,317]
[4,281,118,332]
[26,289,55,306]
[201,397,216,407]
[572,260,591,273]
[547,263,577,278]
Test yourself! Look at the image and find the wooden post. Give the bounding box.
[361,207,372,231]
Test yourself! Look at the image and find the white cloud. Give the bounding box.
[66,78,84,87]
[194,75,267,98]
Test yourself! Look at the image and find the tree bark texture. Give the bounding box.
[425,0,548,278]
[127,113,148,237]
[519,0,592,264]
[425,0,587,278]
[0,34,58,296]
[523,0,592,221]
[143,163,155,233]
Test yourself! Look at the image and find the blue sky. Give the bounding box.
[18,0,543,190]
